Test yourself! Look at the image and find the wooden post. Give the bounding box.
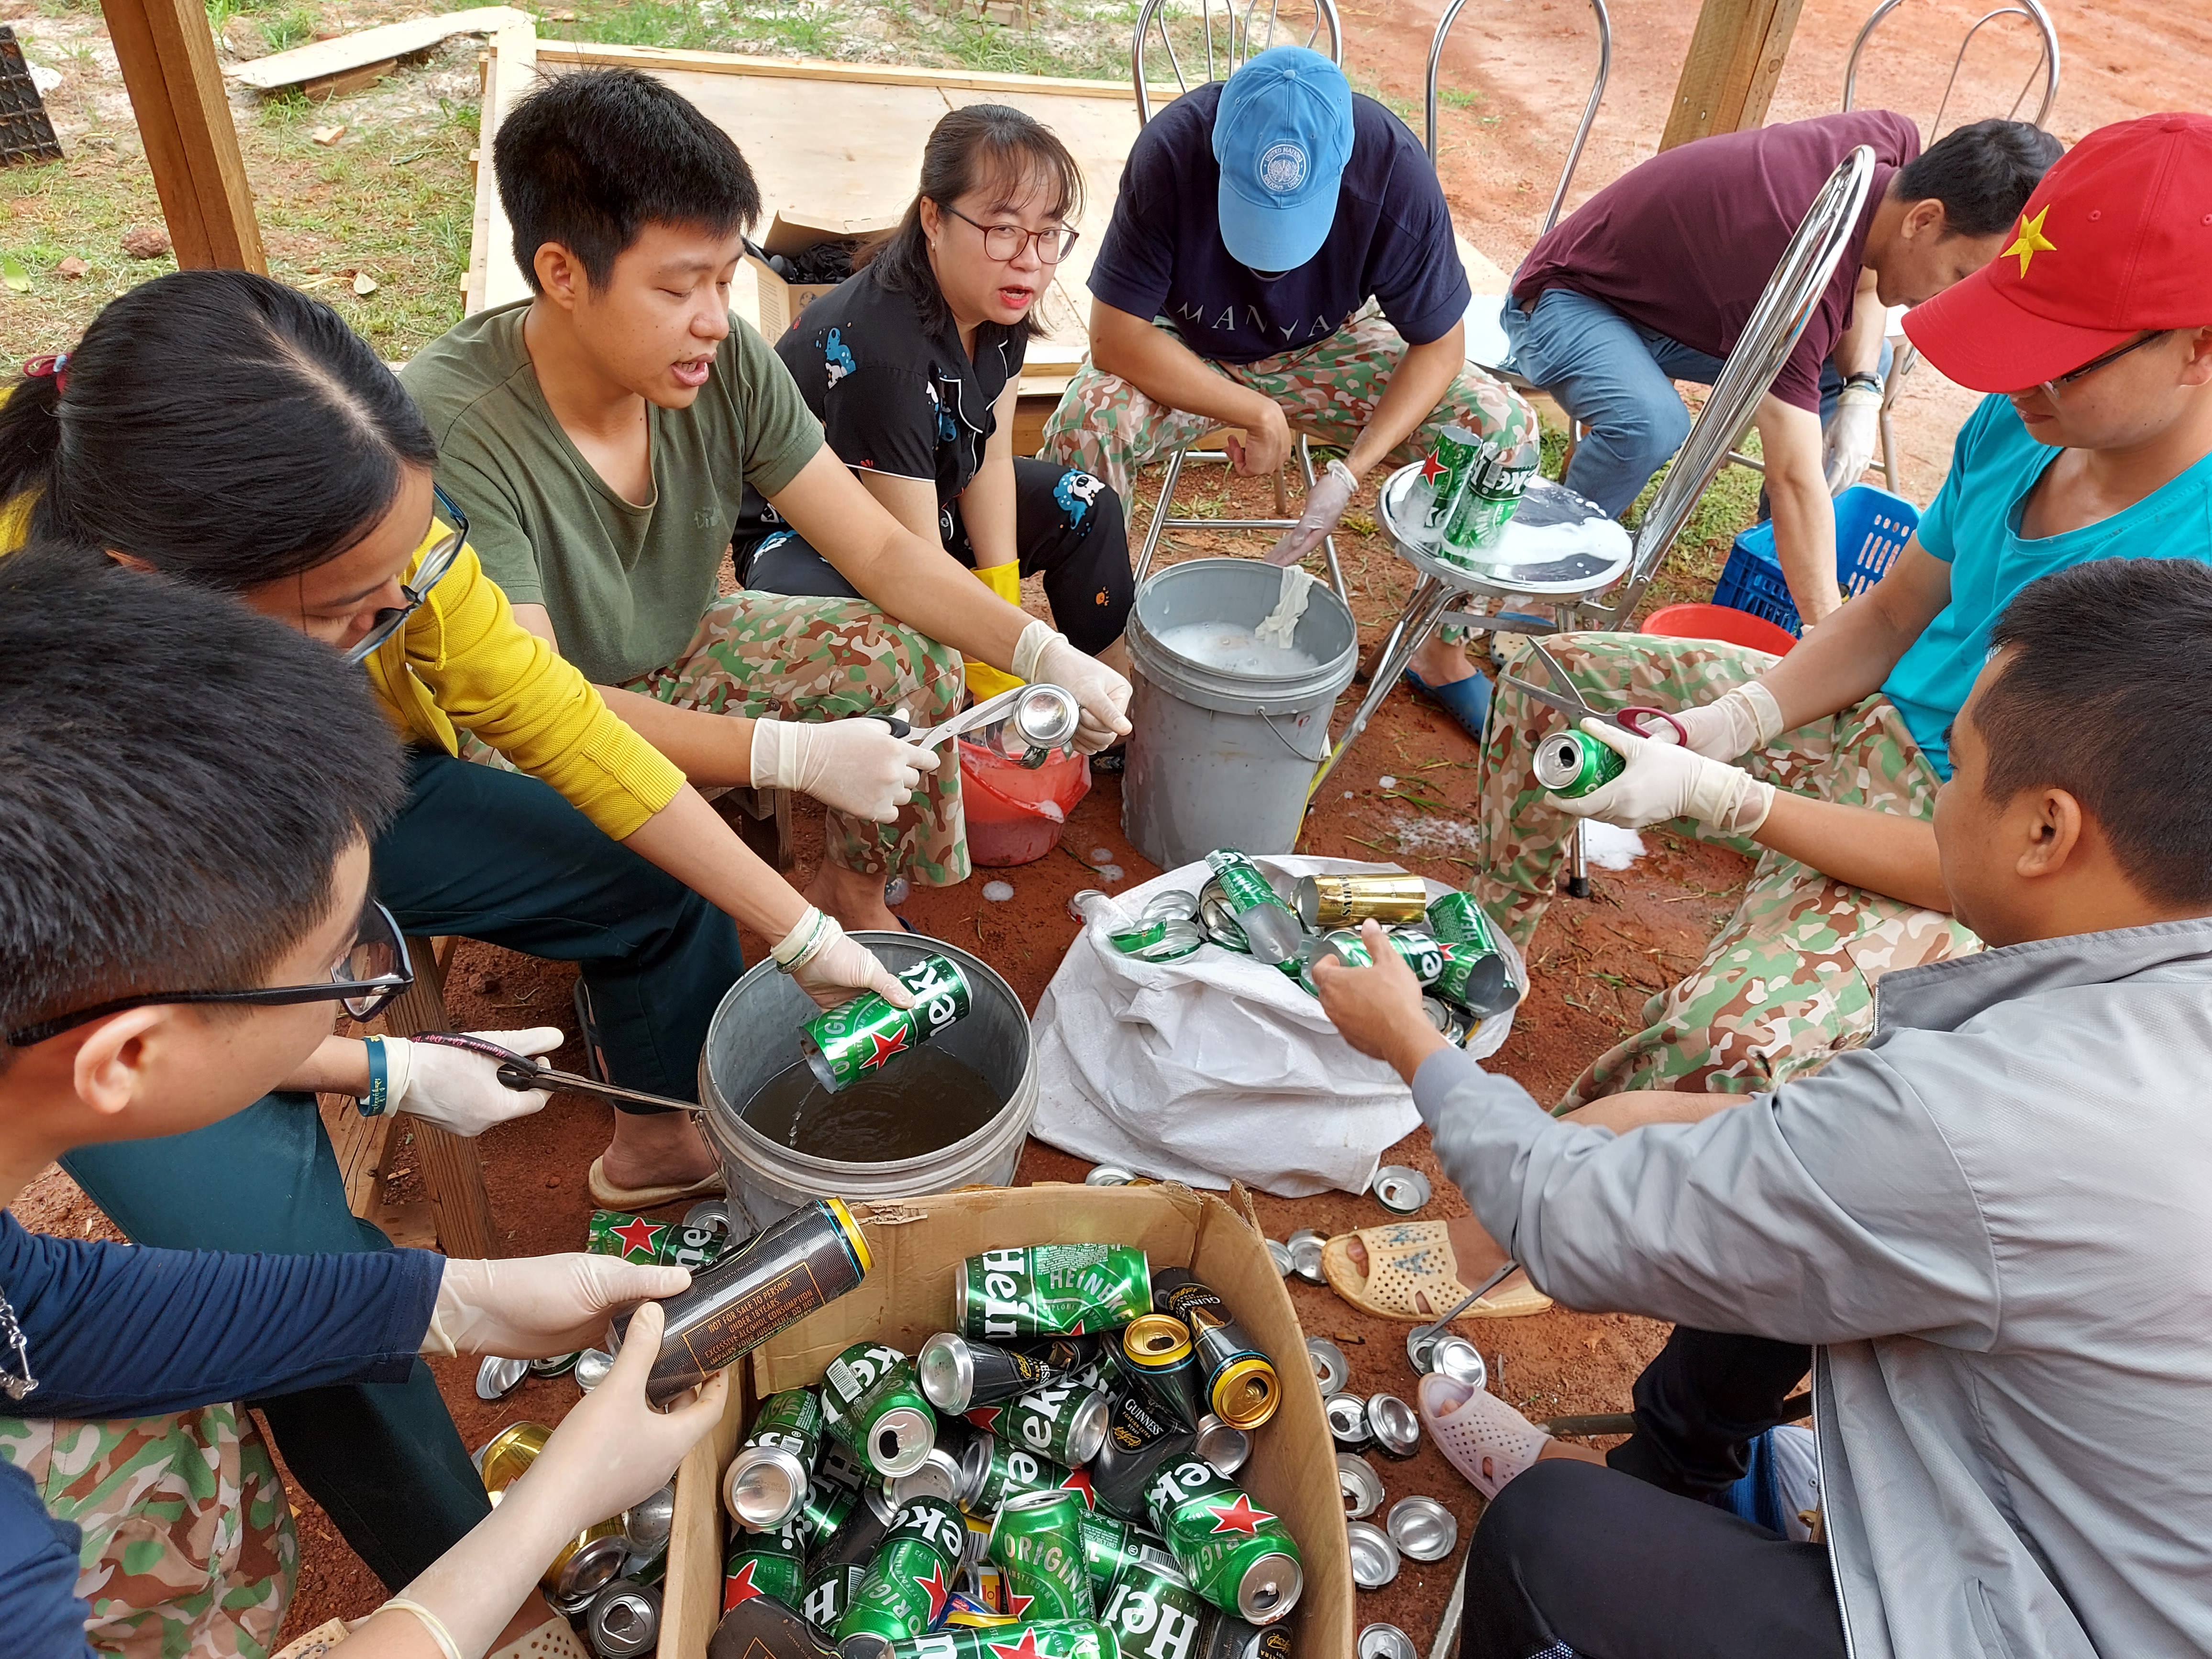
[99,0,265,270]
[1659,0,1807,152]
[380,940,500,1260]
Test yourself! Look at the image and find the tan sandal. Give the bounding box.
[586,1158,726,1210]
[1321,1220,1552,1321]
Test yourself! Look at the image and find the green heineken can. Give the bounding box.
[989,1488,1094,1621]
[1201,850,1303,966]
[1424,894,1521,1017]
[970,1382,1111,1468]
[1424,891,1500,952]
[960,1434,1093,1514]
[884,1621,1122,1659]
[800,1484,896,1633]
[1410,425,1483,546]
[833,1496,968,1659]
[724,1388,824,1531]
[802,953,973,1092]
[1382,927,1446,986]
[796,1472,858,1547]
[821,1342,937,1480]
[1295,928,1370,995]
[1076,1508,1160,1598]
[1100,1554,1212,1659]
[586,1209,726,1269]
[955,1244,1153,1341]
[1532,728,1624,799]
[722,1516,807,1614]
[1142,1458,1303,1626]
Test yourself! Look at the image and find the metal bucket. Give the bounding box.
[1123,559,1359,869]
[698,933,1037,1229]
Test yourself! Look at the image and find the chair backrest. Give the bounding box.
[1596,146,1879,621]
[1427,0,1611,238]
[1132,0,1343,127]
[1843,0,2061,136]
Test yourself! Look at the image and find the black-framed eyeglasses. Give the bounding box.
[2040,330,2172,396]
[343,486,469,664]
[940,204,1080,266]
[6,901,415,1048]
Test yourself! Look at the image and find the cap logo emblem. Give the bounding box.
[1257,141,1308,196]
[2003,204,2057,279]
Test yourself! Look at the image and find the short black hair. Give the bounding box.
[0,545,409,1059]
[1979,558,2212,907]
[0,269,438,593]
[1895,118,2064,238]
[496,67,762,293]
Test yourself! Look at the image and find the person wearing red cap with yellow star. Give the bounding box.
[1458,112,2212,1121]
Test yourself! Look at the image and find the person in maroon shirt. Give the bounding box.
[1499,112,2057,625]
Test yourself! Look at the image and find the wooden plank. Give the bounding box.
[534,39,1148,100]
[229,6,534,90]
[376,937,499,1260]
[99,0,265,271]
[1659,0,1806,151]
[476,22,538,312]
[300,57,397,100]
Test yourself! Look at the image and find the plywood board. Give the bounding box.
[229,6,533,91]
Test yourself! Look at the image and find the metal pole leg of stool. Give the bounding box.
[1564,818,1592,898]
[1310,572,1458,796]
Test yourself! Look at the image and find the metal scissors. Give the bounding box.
[876,684,1040,749]
[411,1031,701,1114]
[1501,641,1691,744]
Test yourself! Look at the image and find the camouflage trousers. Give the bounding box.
[0,1405,296,1659]
[1040,308,1537,508]
[624,594,971,886]
[1471,632,1981,1107]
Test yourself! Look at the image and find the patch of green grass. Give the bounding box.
[1624,430,1767,615]
[1438,84,1483,109]
[259,6,318,53]
[919,14,1122,78]
[542,0,852,56]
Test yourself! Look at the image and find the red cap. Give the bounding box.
[1903,113,2212,393]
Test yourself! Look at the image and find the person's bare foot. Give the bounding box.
[805,861,900,934]
[1345,1218,1528,1315]
[599,1110,718,1193]
[1409,633,1479,687]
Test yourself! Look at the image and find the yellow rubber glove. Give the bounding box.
[965,563,1025,701]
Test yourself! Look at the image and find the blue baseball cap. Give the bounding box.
[1212,45,1355,273]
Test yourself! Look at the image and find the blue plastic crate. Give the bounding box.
[1712,484,1921,636]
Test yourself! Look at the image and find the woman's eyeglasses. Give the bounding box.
[343,486,469,664]
[6,901,415,1048]
[941,204,1080,266]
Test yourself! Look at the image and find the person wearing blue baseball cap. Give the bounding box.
[1042,44,1535,739]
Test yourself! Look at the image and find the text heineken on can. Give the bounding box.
[955,1244,1153,1341]
[1200,850,1304,966]
[834,1497,968,1659]
[1412,426,1483,545]
[960,1433,1093,1514]
[970,1382,1111,1468]
[1533,728,1624,799]
[1423,891,1501,953]
[610,1197,872,1407]
[821,1342,937,1479]
[883,1621,1122,1659]
[723,1517,807,1614]
[1143,1458,1304,1626]
[1101,1554,1212,1659]
[802,953,974,1092]
[587,1208,726,1270]
[801,1485,896,1631]
[1151,1270,1279,1432]
[1381,928,1446,987]
[724,1388,825,1531]
[989,1488,1095,1622]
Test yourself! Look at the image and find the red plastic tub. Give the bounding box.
[958,739,1091,867]
[1641,602,1798,657]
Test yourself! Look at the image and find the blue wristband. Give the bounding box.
[359,1035,390,1118]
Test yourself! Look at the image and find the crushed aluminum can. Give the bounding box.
[1265,1239,1294,1278]
[1386,1495,1459,1563]
[1325,1391,1373,1450]
[476,1356,529,1401]
[1345,1519,1400,1590]
[1371,1166,1431,1216]
[1337,1452,1384,1520]
[574,1348,615,1393]
[1124,917,1205,963]
[1366,1393,1421,1460]
[1195,1413,1250,1477]
[1421,995,1474,1048]
[1359,1624,1419,1659]
[622,1482,676,1553]
[1306,1337,1349,1397]
[586,1579,661,1659]
[1427,1335,1488,1392]
[1285,1229,1327,1285]
[528,1352,580,1380]
[1068,888,1107,924]
[1085,1166,1139,1187]
[1144,887,1202,922]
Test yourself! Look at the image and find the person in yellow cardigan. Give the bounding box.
[0,269,914,1594]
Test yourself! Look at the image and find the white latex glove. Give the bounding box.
[382,1027,562,1137]
[1822,383,1882,496]
[772,906,914,1011]
[751,715,938,823]
[1550,719,1775,834]
[1013,620,1131,754]
[423,1254,691,1359]
[1265,457,1357,568]
[1659,683,1785,762]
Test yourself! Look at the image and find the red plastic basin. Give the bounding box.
[958,739,1091,867]
[1641,602,1798,656]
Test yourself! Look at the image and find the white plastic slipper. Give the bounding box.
[1419,1372,1551,1499]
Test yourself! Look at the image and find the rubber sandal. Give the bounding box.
[1419,1372,1551,1499]
[586,1159,726,1210]
[1321,1221,1552,1321]
[1403,666,1493,741]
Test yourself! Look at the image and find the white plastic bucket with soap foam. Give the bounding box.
[1123,558,1358,869]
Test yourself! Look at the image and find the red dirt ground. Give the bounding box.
[11,2,2188,1649]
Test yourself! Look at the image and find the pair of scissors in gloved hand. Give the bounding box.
[411,1031,701,1114]
[1500,640,1692,744]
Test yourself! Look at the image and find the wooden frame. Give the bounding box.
[99,0,264,269]
[1660,0,1809,150]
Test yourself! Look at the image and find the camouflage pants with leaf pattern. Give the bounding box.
[1471,632,1981,1107]
[624,593,971,886]
[1040,308,1537,508]
[0,1405,296,1659]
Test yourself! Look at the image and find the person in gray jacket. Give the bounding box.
[1314,555,2212,1659]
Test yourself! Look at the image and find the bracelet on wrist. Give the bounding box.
[1842,372,1883,396]
[358,1034,390,1118]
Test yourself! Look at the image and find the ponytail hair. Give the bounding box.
[0,269,439,591]
[860,103,1083,343]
